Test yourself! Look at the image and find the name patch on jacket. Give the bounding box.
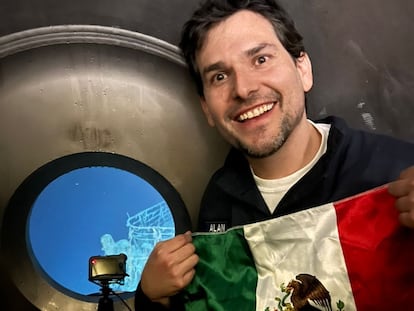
[204,221,227,233]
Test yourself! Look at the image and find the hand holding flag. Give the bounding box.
[388,165,414,228]
[140,231,199,306]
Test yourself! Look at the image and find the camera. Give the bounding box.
[89,253,128,284]
[88,254,129,311]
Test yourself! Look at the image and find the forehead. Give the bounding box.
[196,10,282,68]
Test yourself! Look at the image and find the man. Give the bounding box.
[135,0,414,309]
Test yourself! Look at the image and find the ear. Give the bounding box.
[296,52,313,92]
[200,97,216,127]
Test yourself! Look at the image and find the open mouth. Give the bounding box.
[236,102,275,122]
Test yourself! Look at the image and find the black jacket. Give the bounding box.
[135,116,414,310]
[197,116,414,231]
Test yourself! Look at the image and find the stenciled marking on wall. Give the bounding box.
[357,102,377,131]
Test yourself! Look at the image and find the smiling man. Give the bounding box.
[135,0,414,310]
[196,9,316,176]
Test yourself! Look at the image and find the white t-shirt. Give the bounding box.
[253,120,331,214]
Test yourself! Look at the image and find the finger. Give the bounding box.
[398,211,414,228]
[166,241,197,269]
[399,166,414,179]
[153,232,193,255]
[167,231,193,248]
[178,251,199,274]
[171,254,199,290]
[388,179,410,197]
[182,267,197,287]
[394,196,412,213]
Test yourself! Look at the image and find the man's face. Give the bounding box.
[196,10,313,158]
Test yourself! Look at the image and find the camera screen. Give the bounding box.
[89,254,127,282]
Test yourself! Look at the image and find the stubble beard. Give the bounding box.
[237,105,304,159]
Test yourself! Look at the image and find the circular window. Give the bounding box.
[2,152,191,304]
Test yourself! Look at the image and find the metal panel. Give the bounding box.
[0,25,228,310]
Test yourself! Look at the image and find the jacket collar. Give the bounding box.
[213,116,350,215]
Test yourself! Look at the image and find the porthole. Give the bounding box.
[2,152,191,304]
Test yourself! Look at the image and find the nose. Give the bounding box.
[231,67,259,100]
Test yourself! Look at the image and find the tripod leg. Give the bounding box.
[98,296,114,311]
[97,282,114,311]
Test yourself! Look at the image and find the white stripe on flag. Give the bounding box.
[244,203,356,310]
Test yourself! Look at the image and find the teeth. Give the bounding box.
[238,103,274,121]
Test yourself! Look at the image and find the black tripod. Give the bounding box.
[97,281,114,311]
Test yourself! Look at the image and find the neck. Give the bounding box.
[248,117,321,179]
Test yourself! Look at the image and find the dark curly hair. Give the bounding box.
[179,0,305,97]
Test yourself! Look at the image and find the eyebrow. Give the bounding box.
[245,43,275,57]
[202,61,225,78]
[201,43,276,77]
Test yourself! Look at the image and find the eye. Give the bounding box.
[210,72,227,85]
[256,55,268,65]
[215,73,226,81]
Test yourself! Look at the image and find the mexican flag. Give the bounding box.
[181,186,414,310]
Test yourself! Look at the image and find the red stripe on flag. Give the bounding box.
[334,186,414,310]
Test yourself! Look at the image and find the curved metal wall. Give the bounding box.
[1,0,414,309]
[0,1,229,309]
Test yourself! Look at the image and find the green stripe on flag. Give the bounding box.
[181,228,258,310]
